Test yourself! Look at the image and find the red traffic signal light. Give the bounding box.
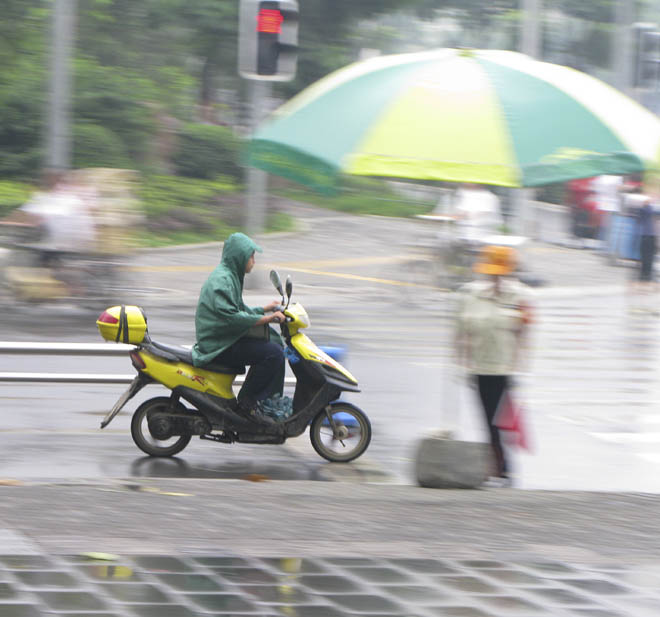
[257,8,284,34]
[239,0,299,81]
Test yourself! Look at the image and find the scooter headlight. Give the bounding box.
[286,303,310,329]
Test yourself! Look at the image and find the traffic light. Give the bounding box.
[633,23,660,89]
[238,0,299,81]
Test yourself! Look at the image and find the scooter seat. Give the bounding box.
[201,359,247,375]
[149,340,246,374]
[150,341,194,364]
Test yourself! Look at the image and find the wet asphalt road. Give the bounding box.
[1,204,658,490]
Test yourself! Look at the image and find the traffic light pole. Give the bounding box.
[47,0,76,172]
[238,0,298,258]
[245,79,272,238]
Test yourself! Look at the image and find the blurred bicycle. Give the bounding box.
[408,215,529,291]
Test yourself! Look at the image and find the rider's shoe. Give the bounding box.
[256,395,294,420]
[236,400,279,428]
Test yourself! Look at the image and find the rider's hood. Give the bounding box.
[220,233,262,282]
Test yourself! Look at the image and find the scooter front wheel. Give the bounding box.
[309,402,371,463]
[131,397,192,457]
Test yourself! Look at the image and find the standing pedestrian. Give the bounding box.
[592,174,623,253]
[629,195,659,312]
[638,199,657,283]
[566,177,598,247]
[454,245,533,486]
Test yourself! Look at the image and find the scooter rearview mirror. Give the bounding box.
[270,270,284,297]
[285,275,292,308]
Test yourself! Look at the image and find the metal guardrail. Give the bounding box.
[0,342,295,386]
[0,342,135,356]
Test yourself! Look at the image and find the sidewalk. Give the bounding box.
[522,240,634,295]
[0,479,659,616]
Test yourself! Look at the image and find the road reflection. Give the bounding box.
[129,455,327,482]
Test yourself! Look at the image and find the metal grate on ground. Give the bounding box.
[0,554,656,616]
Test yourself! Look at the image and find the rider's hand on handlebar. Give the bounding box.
[269,311,285,324]
[263,300,281,313]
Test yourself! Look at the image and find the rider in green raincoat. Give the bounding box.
[192,233,285,418]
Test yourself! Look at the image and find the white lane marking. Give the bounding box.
[0,429,128,435]
[588,432,660,444]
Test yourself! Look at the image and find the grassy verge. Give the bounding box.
[274,177,436,218]
[138,212,296,247]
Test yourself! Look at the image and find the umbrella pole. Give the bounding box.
[509,188,535,237]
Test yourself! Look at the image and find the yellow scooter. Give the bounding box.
[96,271,371,462]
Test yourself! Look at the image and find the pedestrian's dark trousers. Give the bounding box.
[211,338,285,408]
[639,234,656,282]
[474,374,509,477]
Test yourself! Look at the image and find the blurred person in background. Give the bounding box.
[454,245,533,487]
[566,177,598,247]
[629,192,659,312]
[592,174,623,252]
[192,232,287,425]
[0,170,98,298]
[452,183,504,245]
[637,197,657,286]
[18,169,97,259]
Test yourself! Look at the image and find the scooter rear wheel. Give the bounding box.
[309,402,371,463]
[131,397,192,457]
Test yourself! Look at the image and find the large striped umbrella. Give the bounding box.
[247,48,660,193]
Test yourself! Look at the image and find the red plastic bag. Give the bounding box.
[494,391,532,452]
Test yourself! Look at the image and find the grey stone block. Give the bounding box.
[415,432,490,489]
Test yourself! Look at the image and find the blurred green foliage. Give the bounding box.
[139,175,237,216]
[74,58,159,166]
[73,123,131,169]
[138,174,251,246]
[137,167,296,242]
[172,124,243,181]
[0,181,33,217]
[277,176,435,218]
[0,2,47,180]
[0,73,45,179]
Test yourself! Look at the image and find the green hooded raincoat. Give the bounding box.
[192,233,267,367]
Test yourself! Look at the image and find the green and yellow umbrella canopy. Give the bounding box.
[248,48,660,193]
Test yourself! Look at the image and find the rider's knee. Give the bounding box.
[264,342,285,364]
